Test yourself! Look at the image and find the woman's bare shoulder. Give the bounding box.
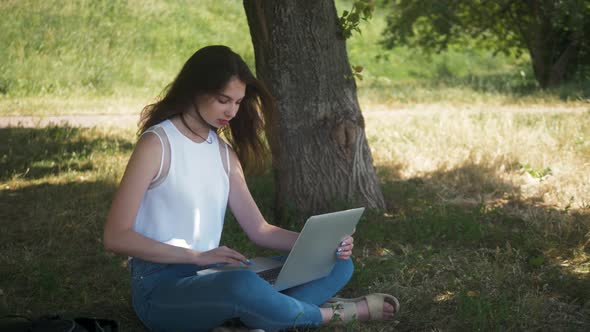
[125,131,164,179]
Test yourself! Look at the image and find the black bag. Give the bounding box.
[0,314,118,332]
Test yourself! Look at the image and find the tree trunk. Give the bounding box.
[526,0,578,88]
[243,0,385,218]
[529,31,576,88]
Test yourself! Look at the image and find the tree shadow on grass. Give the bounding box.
[0,126,142,330]
[0,126,134,181]
[375,160,590,331]
[0,180,144,330]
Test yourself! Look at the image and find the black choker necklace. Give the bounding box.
[180,113,212,144]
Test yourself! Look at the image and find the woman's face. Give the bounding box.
[195,77,246,128]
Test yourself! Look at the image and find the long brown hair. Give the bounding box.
[139,45,275,173]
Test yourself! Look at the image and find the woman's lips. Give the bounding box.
[218,119,229,126]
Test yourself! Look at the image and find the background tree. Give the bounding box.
[381,0,590,88]
[243,0,385,218]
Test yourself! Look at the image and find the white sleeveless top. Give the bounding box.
[133,119,230,252]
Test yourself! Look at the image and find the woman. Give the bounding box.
[103,45,399,332]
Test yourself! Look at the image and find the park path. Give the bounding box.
[0,104,587,128]
[0,114,139,128]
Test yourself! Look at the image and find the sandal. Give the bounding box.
[321,293,400,322]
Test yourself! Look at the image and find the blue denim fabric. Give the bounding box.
[130,256,354,332]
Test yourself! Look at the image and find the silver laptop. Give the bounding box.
[197,207,365,291]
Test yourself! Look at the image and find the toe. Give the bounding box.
[380,302,395,319]
[383,302,394,313]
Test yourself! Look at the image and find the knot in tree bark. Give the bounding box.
[331,120,358,161]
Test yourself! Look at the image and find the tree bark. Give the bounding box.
[243,0,385,218]
[526,0,578,88]
[529,32,578,89]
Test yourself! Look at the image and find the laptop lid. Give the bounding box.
[272,207,365,291]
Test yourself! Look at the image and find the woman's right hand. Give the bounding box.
[194,246,250,266]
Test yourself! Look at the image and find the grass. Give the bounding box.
[1,106,589,331]
[0,0,251,98]
[1,0,588,117]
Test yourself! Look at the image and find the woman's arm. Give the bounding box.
[227,149,299,252]
[103,133,248,265]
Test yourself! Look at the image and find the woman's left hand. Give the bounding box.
[336,235,354,260]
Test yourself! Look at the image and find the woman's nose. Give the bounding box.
[226,104,238,118]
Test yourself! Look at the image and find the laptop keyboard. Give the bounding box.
[257,267,282,284]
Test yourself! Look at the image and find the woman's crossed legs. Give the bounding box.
[133,258,354,331]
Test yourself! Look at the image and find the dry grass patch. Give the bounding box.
[365,104,590,211]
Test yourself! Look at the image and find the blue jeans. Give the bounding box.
[130,256,354,332]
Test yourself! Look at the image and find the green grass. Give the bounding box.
[0,0,588,117]
[0,0,252,98]
[2,108,589,331]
